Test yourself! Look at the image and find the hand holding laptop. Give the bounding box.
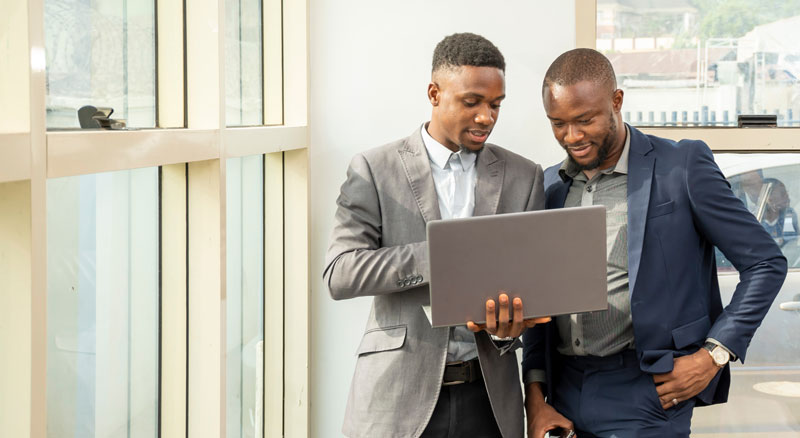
[466,292,552,338]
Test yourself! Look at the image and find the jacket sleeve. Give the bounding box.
[323,153,429,301]
[685,142,788,361]
[522,322,549,383]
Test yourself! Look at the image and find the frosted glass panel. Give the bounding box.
[46,167,159,437]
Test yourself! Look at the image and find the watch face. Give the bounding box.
[712,348,730,366]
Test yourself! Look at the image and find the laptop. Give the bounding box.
[426,206,608,327]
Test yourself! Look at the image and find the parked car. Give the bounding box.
[692,153,800,436]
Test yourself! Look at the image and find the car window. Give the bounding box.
[716,160,800,271]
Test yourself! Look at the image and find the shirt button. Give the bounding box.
[575,338,581,347]
[586,185,593,192]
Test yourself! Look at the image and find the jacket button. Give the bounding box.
[403,279,411,286]
[417,275,423,282]
[397,280,404,287]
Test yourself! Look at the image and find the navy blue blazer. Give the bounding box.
[522,125,787,406]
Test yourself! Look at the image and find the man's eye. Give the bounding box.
[464,100,477,107]
[552,122,564,128]
[491,104,501,110]
[579,119,592,124]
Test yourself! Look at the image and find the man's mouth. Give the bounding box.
[467,129,489,143]
[566,143,593,158]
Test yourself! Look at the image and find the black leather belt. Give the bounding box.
[442,358,481,386]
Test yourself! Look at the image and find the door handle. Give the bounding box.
[779,301,800,311]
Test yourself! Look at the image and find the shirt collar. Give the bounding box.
[421,123,477,170]
[559,124,631,181]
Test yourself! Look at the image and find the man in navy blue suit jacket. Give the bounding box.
[522,49,787,438]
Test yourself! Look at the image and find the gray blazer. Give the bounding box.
[324,126,545,438]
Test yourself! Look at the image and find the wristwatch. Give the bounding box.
[702,342,731,367]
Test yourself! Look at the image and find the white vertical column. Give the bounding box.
[28,0,49,435]
[282,0,307,127]
[188,158,224,438]
[0,181,33,438]
[0,0,33,435]
[283,148,308,438]
[160,163,188,438]
[185,0,227,434]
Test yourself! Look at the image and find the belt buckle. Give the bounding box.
[443,360,467,386]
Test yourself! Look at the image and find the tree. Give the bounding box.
[691,0,800,39]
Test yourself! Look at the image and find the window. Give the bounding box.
[226,0,264,126]
[226,155,265,437]
[1,0,308,435]
[45,0,156,129]
[46,167,159,437]
[596,0,800,127]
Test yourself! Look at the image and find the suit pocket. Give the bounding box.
[647,200,675,218]
[356,325,407,356]
[671,315,710,349]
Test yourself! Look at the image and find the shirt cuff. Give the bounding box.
[524,369,547,385]
[706,337,738,361]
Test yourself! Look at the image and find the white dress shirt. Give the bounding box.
[421,125,479,362]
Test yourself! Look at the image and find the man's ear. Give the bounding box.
[428,82,440,106]
[612,88,624,113]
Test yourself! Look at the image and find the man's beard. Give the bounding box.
[568,117,617,171]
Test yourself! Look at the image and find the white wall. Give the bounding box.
[309,2,576,436]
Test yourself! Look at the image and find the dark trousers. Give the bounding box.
[421,378,502,438]
[552,350,695,438]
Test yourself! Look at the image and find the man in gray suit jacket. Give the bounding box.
[323,33,547,438]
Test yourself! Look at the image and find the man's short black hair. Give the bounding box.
[432,32,505,74]
[543,48,616,94]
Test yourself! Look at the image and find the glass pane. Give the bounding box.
[45,0,156,129]
[226,155,264,438]
[46,167,159,437]
[695,152,800,434]
[597,1,800,127]
[225,0,263,126]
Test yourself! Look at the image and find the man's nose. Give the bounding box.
[474,107,494,126]
[564,124,584,144]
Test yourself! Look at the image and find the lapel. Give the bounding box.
[473,145,505,217]
[626,125,655,297]
[547,177,571,209]
[398,127,441,223]
[544,160,572,210]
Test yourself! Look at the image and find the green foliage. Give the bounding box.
[690,0,800,39]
